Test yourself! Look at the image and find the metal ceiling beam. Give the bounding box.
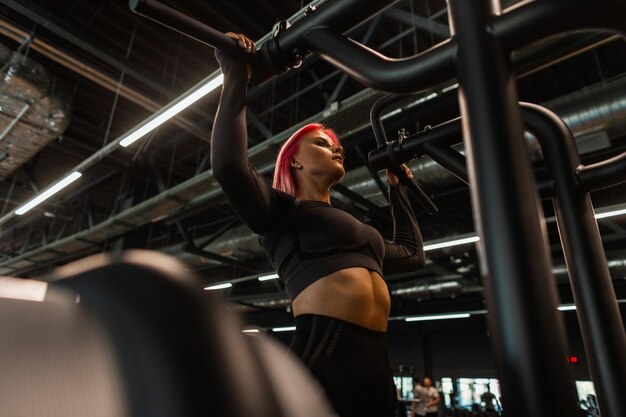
[0,18,211,142]
[0,0,169,96]
[384,7,450,38]
[246,109,273,139]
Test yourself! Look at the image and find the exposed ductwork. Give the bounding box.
[0,42,71,181]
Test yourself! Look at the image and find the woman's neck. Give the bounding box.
[295,182,331,204]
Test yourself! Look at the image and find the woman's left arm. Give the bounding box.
[382,167,426,274]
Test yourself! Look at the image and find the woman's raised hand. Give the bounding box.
[225,32,255,53]
[224,32,255,79]
[386,164,413,187]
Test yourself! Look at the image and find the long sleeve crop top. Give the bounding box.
[211,50,425,300]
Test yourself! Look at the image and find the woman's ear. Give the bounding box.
[290,159,303,169]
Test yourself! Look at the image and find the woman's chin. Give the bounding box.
[330,172,345,187]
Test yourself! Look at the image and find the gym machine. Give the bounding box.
[130,1,626,416]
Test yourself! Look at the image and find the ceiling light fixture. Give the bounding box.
[258,273,279,281]
[14,172,82,215]
[204,282,232,290]
[272,326,296,332]
[120,74,224,147]
[595,208,626,219]
[423,236,480,251]
[405,313,471,322]
[0,277,48,302]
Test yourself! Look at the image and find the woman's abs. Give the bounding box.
[291,267,391,331]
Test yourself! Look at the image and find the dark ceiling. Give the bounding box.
[1,0,626,328]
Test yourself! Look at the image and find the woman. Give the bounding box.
[211,33,425,417]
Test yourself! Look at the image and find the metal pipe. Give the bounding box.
[260,0,402,71]
[302,2,626,94]
[368,117,463,171]
[521,102,626,417]
[366,95,440,213]
[303,28,457,93]
[129,0,260,63]
[370,96,469,184]
[420,142,468,185]
[370,94,412,146]
[130,0,403,84]
[578,152,626,192]
[447,1,579,416]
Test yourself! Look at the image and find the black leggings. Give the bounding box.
[289,314,397,417]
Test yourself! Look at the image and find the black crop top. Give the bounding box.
[211,50,425,300]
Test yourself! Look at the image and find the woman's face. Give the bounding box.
[292,130,345,185]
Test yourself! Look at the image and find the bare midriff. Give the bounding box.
[291,267,391,331]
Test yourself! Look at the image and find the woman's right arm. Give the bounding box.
[211,34,287,234]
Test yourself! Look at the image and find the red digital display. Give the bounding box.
[566,356,579,364]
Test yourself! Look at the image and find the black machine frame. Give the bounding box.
[130,0,626,416]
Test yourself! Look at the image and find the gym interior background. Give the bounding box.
[1,0,625,415]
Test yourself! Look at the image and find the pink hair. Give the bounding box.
[272,123,340,196]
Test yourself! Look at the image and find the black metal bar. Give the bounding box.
[261,0,402,71]
[129,0,257,62]
[368,113,556,200]
[521,102,626,417]
[303,2,626,94]
[130,0,402,84]
[447,2,579,417]
[130,0,626,94]
[368,118,462,171]
[355,146,389,202]
[577,152,626,192]
[303,28,457,94]
[421,143,468,185]
[370,94,412,147]
[369,94,439,214]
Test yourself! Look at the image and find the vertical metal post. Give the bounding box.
[522,103,626,417]
[446,1,579,416]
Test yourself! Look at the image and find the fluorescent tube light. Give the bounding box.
[258,273,279,281]
[0,277,48,302]
[272,326,296,332]
[242,329,260,333]
[441,83,459,93]
[204,282,232,290]
[15,172,82,215]
[424,236,479,251]
[405,313,471,322]
[120,74,224,148]
[557,305,577,311]
[595,208,626,219]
